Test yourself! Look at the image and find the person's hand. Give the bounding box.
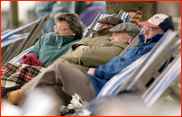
[76,45,86,49]
[87,68,95,76]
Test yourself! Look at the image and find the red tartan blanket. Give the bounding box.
[1,63,43,89]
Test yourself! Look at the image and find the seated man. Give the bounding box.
[4,14,174,116]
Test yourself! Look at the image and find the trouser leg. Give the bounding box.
[21,62,96,101]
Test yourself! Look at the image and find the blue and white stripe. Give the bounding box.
[1,33,29,48]
[9,46,34,65]
[1,19,41,42]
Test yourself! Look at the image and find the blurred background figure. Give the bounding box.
[36,1,75,33]
[1,87,63,116]
[87,91,149,116]
[78,1,106,26]
[81,90,181,116]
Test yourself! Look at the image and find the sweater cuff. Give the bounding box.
[94,68,100,78]
[71,43,87,50]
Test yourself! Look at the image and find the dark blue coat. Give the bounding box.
[84,34,164,94]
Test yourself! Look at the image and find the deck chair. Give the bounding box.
[97,30,181,98]
[125,35,181,94]
[82,12,113,38]
[83,10,132,38]
[142,53,181,108]
[117,10,130,22]
[1,15,49,66]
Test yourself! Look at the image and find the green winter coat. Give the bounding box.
[28,32,80,67]
[53,28,129,71]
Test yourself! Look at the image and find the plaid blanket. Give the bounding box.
[1,63,43,89]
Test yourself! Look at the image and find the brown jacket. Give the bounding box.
[53,28,129,72]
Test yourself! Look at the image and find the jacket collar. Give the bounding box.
[88,28,112,38]
[138,34,164,45]
[57,35,79,44]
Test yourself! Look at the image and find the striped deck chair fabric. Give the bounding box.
[9,46,34,65]
[142,53,181,107]
[1,33,29,48]
[1,29,13,36]
[83,13,112,38]
[1,19,41,43]
[118,11,130,22]
[97,30,181,98]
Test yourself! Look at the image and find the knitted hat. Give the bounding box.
[138,14,174,32]
[97,16,123,26]
[110,22,140,39]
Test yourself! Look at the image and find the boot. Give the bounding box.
[7,89,25,104]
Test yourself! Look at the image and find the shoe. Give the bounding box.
[7,89,25,104]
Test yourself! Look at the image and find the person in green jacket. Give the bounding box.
[28,12,84,67]
[1,12,84,89]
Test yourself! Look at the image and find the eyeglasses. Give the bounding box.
[54,25,70,33]
[142,26,152,32]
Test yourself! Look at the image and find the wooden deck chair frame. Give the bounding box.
[142,52,181,108]
[97,30,181,98]
[1,15,49,66]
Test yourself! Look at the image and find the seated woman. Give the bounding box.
[1,12,84,89]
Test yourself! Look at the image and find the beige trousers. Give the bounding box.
[21,62,96,113]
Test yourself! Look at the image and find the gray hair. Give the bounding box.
[125,33,134,40]
[54,12,84,38]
